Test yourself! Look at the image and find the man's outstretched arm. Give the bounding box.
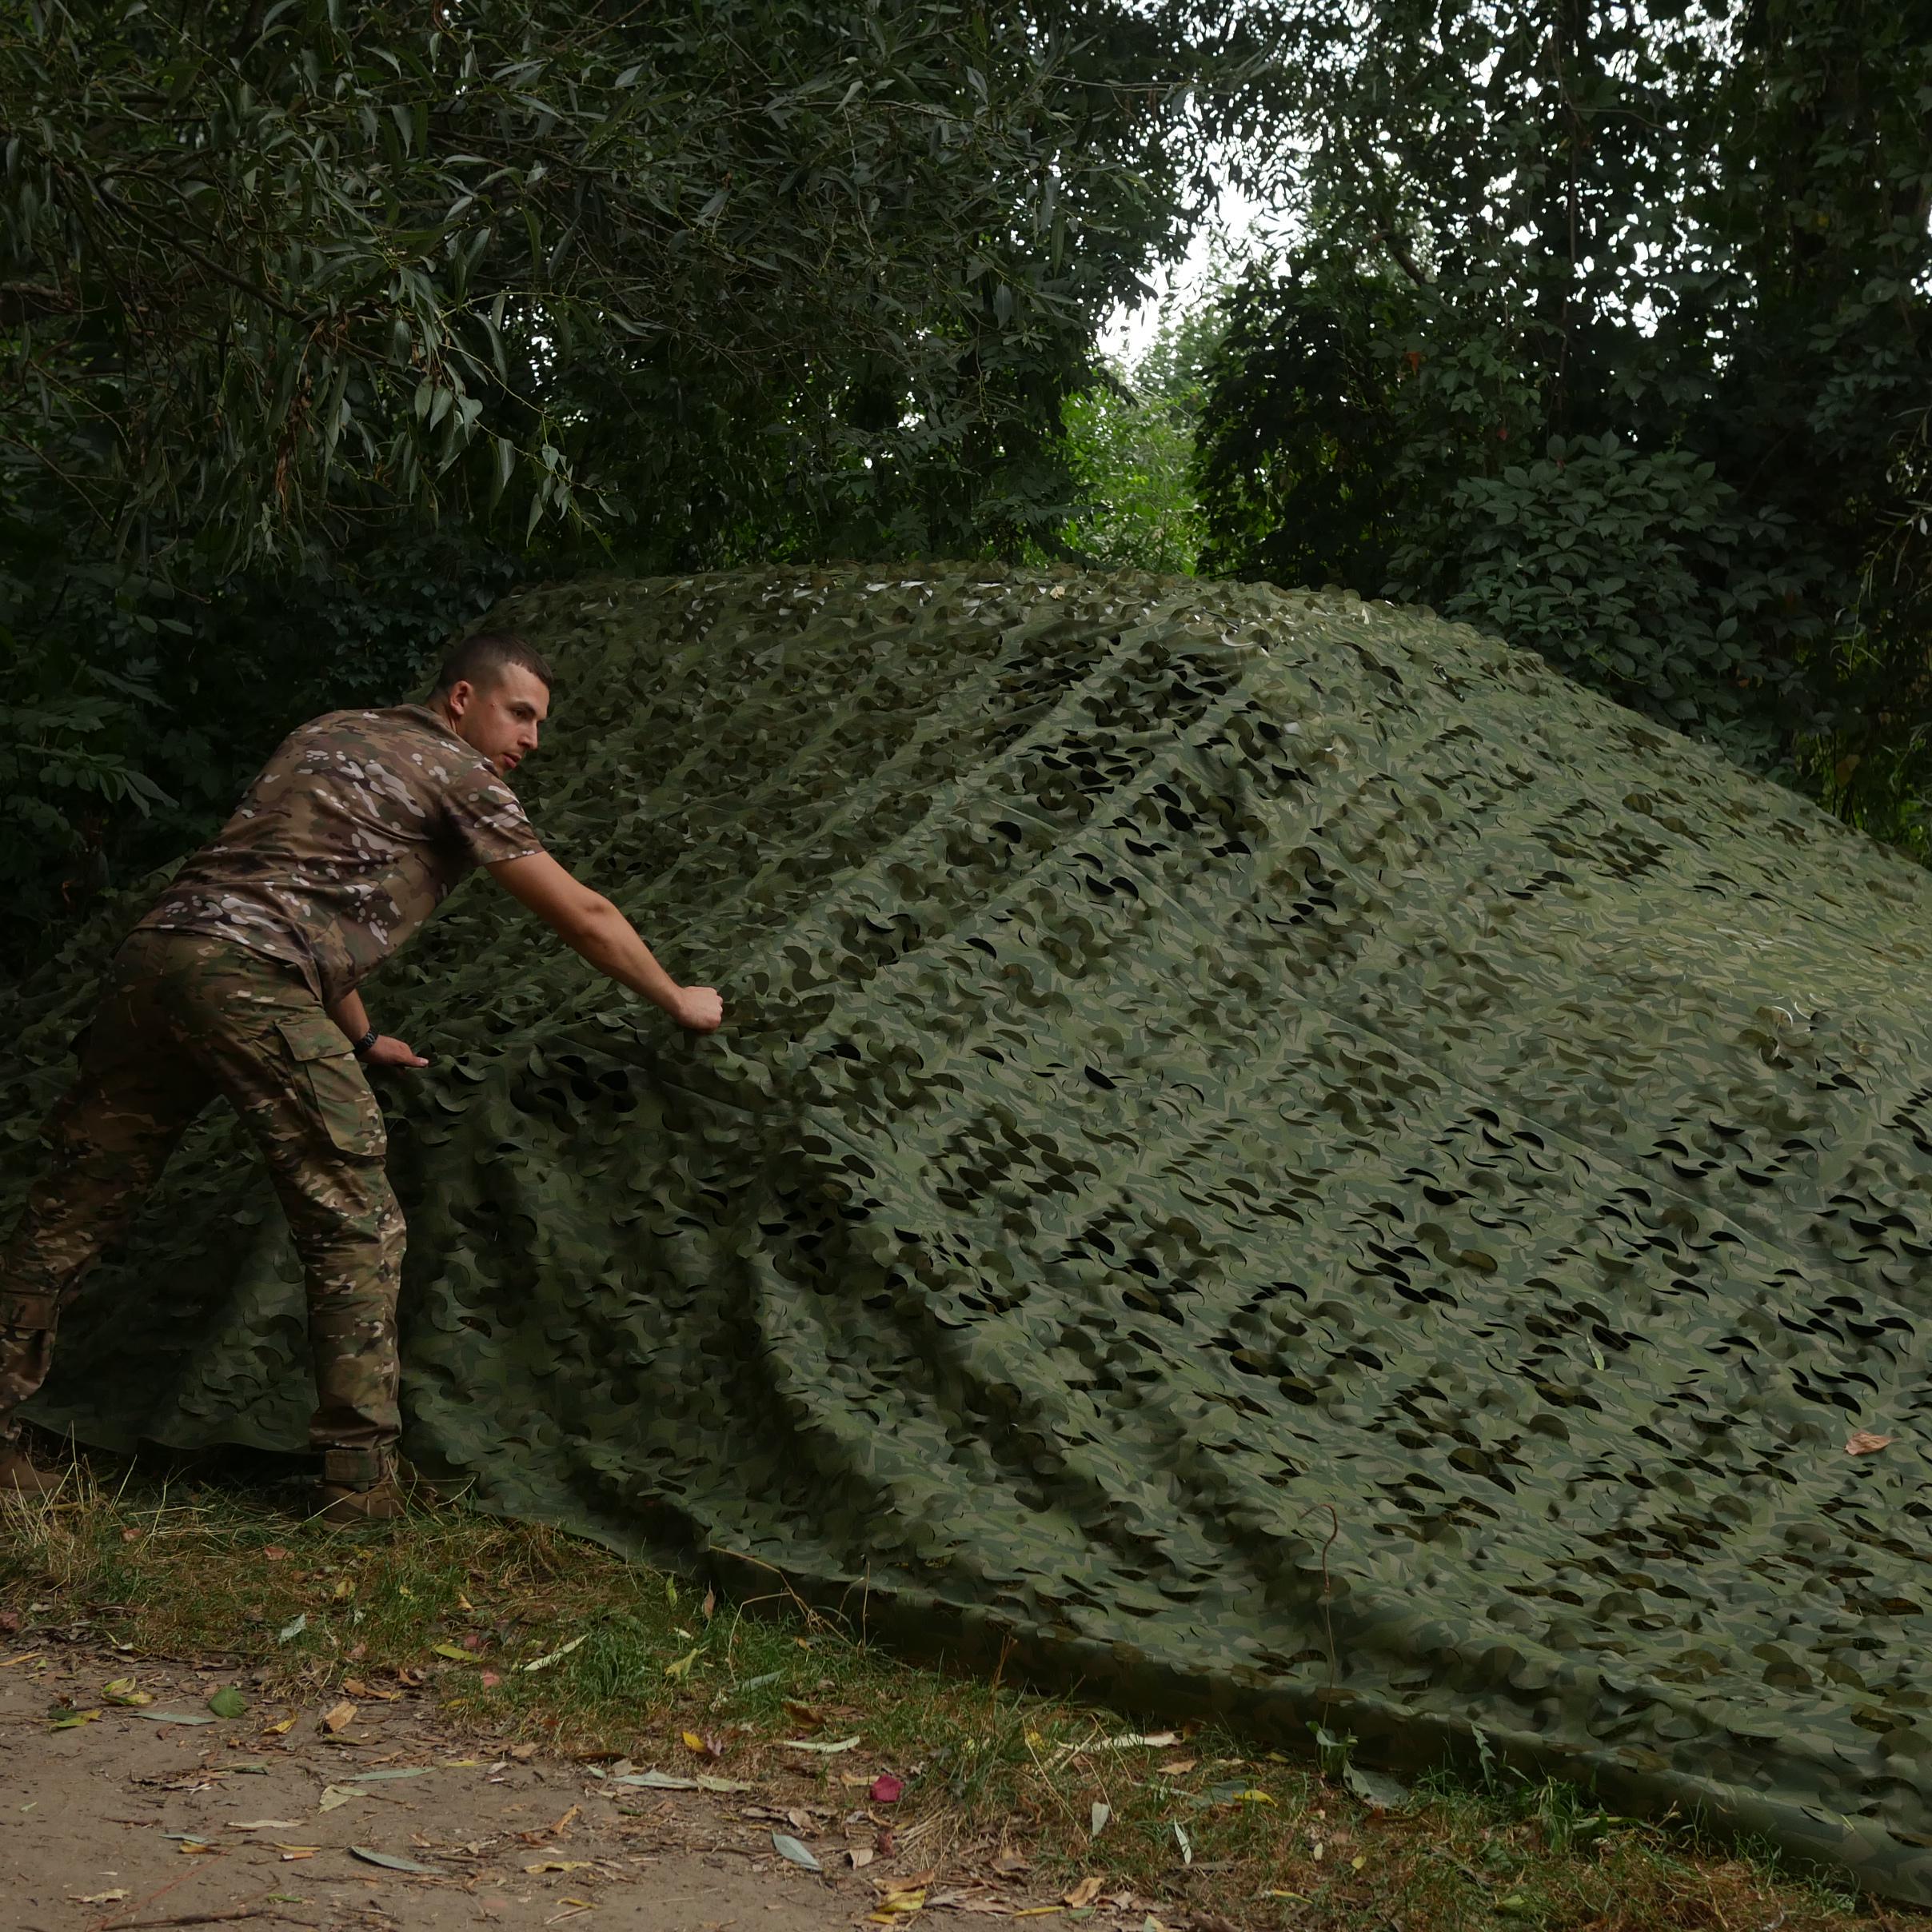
[488,852,724,1032]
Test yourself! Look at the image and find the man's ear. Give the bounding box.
[444,677,475,722]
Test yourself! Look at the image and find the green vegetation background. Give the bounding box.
[2,0,1927,932]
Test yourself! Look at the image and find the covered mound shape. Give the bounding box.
[7,566,1932,1894]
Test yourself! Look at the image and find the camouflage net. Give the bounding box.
[7,566,1932,1898]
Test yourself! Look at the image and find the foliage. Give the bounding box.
[0,0,1201,959]
[1184,0,1931,820]
[1060,297,1223,574]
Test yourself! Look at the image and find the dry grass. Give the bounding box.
[0,1447,1919,1932]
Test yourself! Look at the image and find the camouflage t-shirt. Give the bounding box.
[138,705,543,1005]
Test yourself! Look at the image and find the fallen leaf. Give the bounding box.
[523,1634,590,1675]
[771,1832,822,1872]
[1846,1431,1894,1456]
[701,1587,717,1621]
[1095,1731,1178,1750]
[680,1730,705,1753]
[74,1891,130,1904]
[321,1700,358,1733]
[613,1770,697,1790]
[350,1846,437,1875]
[178,1842,219,1856]
[783,1698,825,1730]
[780,1734,860,1754]
[50,1707,102,1730]
[1064,1877,1105,1907]
[276,1613,308,1644]
[349,1768,431,1783]
[992,1854,1028,1876]
[138,1710,215,1726]
[871,1890,928,1921]
[262,1714,297,1736]
[230,1820,302,1831]
[1173,1820,1192,1866]
[525,1861,592,1874]
[509,1742,541,1761]
[849,1847,876,1870]
[261,1545,289,1562]
[480,1671,502,1689]
[432,1643,477,1664]
[1351,1853,1368,1872]
[101,1676,150,1706]
[208,1687,248,1719]
[1155,1757,1196,1776]
[0,1651,42,1667]
[872,1773,904,1804]
[661,1647,700,1683]
[1088,1801,1111,1838]
[318,1786,362,1813]
[695,1774,755,1794]
[332,1576,357,1601]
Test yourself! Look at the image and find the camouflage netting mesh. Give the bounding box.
[8,567,1932,1896]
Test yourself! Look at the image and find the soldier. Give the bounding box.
[0,633,723,1522]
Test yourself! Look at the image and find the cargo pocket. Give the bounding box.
[276,1016,385,1159]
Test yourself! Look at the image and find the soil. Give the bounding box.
[0,1643,1005,1932]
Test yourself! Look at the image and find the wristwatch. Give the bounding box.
[350,1028,379,1059]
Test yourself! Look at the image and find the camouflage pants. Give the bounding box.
[0,930,404,1487]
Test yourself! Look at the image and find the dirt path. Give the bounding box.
[0,1645,955,1932]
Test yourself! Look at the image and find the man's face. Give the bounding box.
[442,665,551,776]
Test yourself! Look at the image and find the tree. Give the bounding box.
[0,0,1205,956]
[1060,294,1223,574]
[1183,0,1931,822]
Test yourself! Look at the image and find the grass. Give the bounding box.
[0,1448,1920,1932]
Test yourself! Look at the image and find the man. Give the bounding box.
[0,633,722,1522]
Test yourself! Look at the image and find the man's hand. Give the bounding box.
[673,987,724,1033]
[364,1036,430,1069]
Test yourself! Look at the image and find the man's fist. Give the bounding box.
[673,986,724,1033]
[365,1035,430,1069]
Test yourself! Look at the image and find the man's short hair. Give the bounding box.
[433,633,554,696]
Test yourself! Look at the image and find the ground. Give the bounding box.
[0,1641,1049,1932]
[0,1462,1916,1931]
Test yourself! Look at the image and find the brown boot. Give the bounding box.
[313,1445,406,1527]
[0,1447,68,1499]
[315,1479,408,1527]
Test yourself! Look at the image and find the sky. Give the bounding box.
[1096,176,1275,369]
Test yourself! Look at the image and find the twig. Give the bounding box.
[1292,1501,1343,1699]
[99,1912,266,1930]
[86,1858,206,1932]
